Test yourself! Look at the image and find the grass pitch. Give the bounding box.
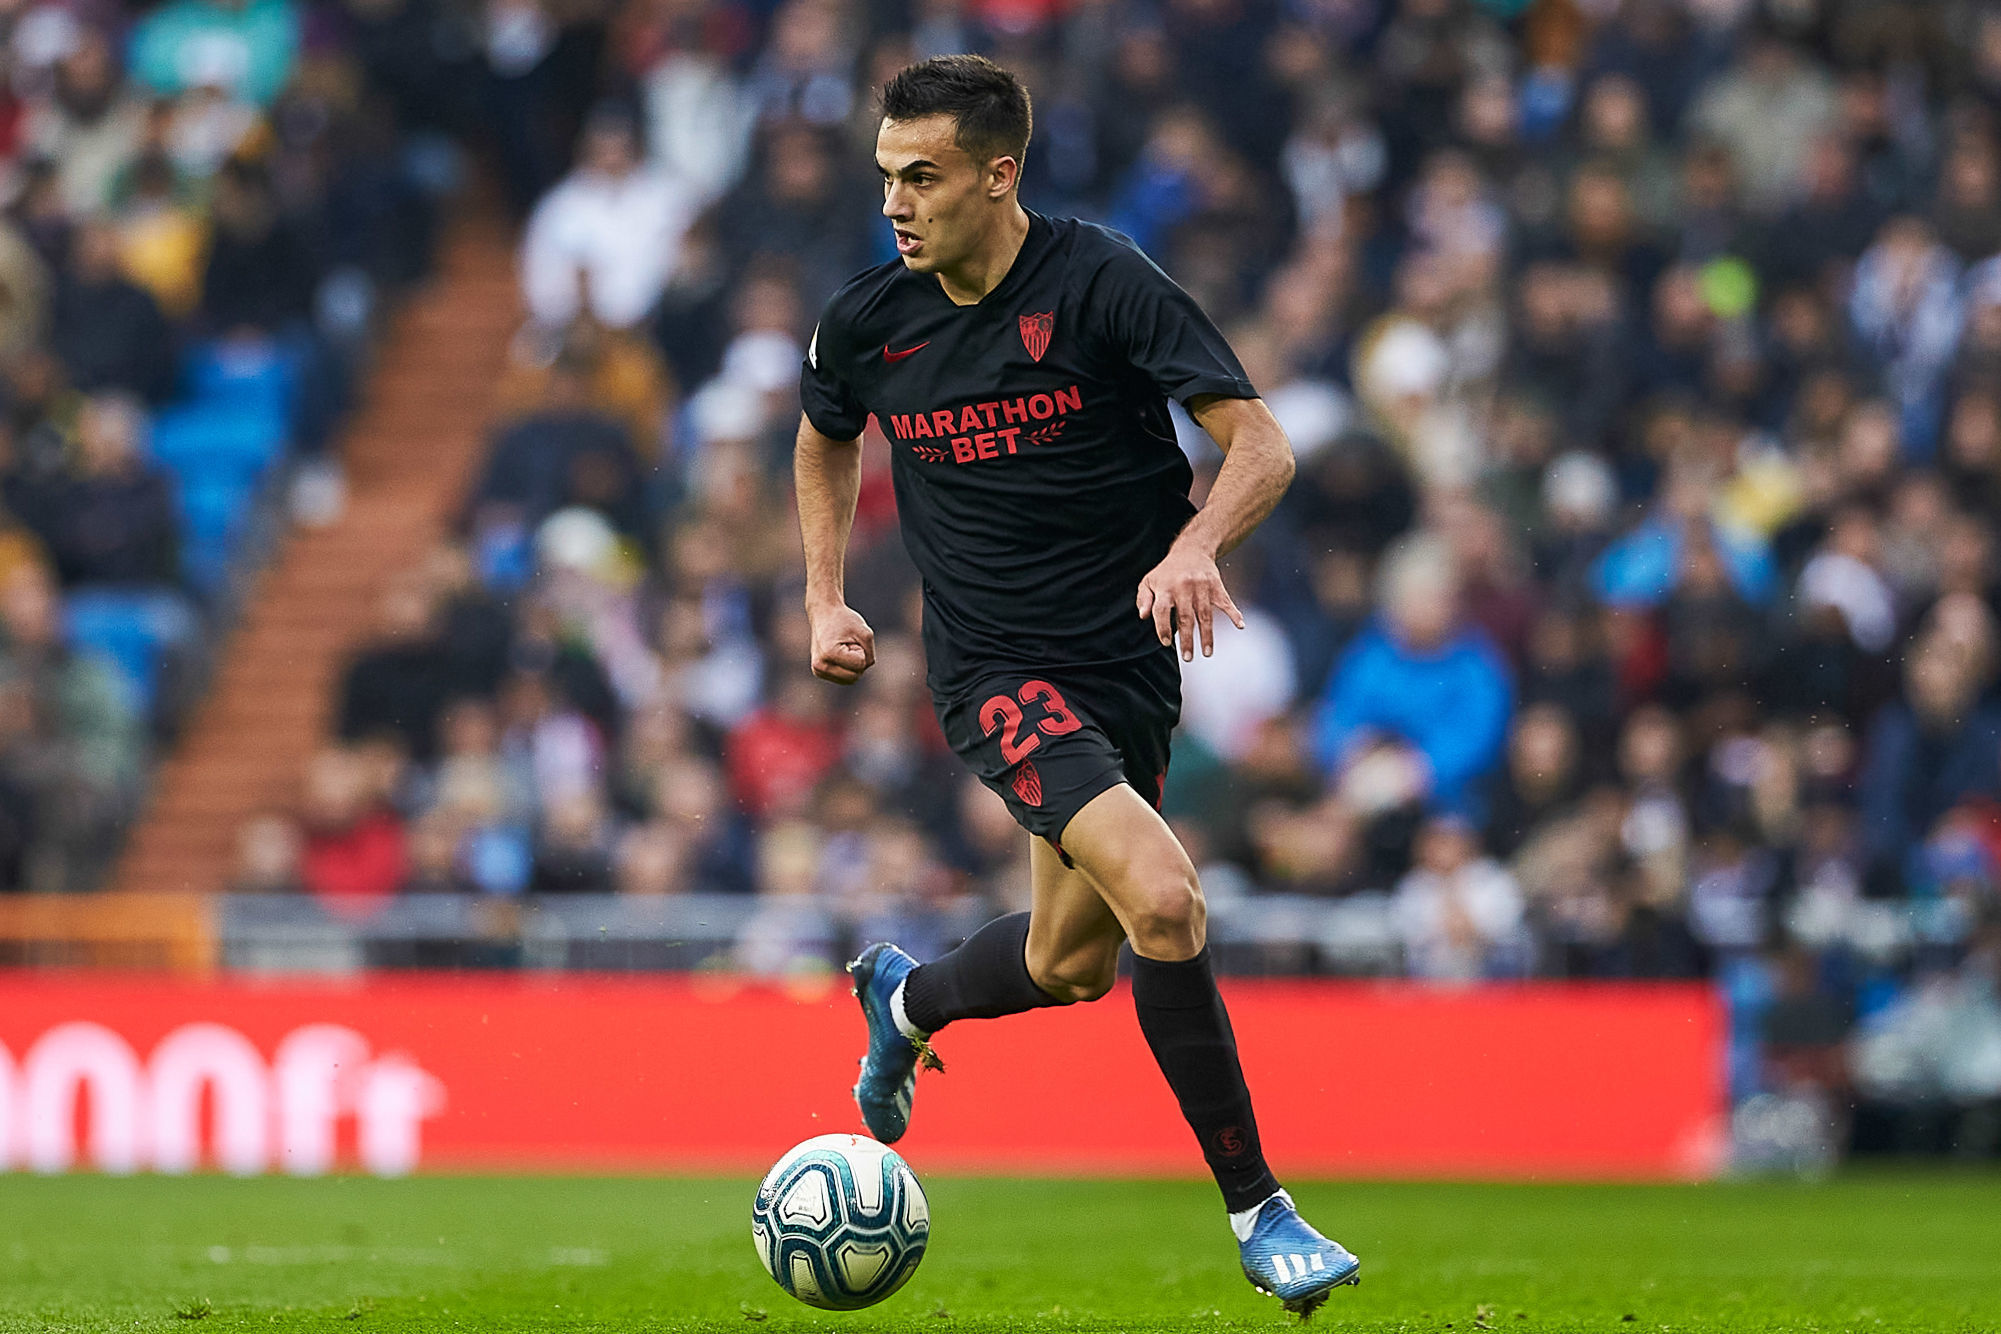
[0,1173,1994,1332]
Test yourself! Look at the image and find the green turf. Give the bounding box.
[0,1172,1995,1332]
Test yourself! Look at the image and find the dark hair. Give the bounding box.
[880,55,1032,171]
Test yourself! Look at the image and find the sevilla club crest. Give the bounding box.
[1011,760,1044,807]
[1019,311,1054,362]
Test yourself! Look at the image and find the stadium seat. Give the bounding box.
[174,476,261,594]
[148,403,288,489]
[182,339,303,415]
[62,586,199,719]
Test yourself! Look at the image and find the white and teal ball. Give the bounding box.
[751,1133,930,1310]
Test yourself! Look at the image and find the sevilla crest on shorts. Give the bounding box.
[1019,311,1054,362]
[1011,760,1044,806]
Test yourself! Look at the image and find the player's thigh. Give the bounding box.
[1023,835,1124,1002]
[1055,783,1205,959]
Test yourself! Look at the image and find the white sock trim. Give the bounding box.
[888,979,928,1041]
[1229,1188,1291,1243]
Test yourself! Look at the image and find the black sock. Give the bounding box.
[900,912,1063,1034]
[1130,947,1281,1214]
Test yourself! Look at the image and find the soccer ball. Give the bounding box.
[751,1133,930,1310]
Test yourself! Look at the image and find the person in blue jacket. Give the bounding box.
[1313,533,1513,817]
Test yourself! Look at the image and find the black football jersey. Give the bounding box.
[800,210,1257,698]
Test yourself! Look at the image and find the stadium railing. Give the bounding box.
[210,892,1405,976]
[0,891,1412,978]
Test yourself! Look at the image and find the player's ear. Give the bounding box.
[988,154,1020,200]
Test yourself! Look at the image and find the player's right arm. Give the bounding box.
[797,311,878,685]
[794,413,876,684]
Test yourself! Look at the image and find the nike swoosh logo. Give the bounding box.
[882,341,930,363]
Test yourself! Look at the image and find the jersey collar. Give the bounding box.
[926,208,1051,310]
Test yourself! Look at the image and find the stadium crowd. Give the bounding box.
[13,0,1971,1154]
[0,0,455,892]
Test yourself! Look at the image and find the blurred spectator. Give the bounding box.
[717,122,870,304]
[1763,134,1882,293]
[229,812,306,895]
[336,578,454,762]
[1483,702,1586,860]
[499,661,607,813]
[1859,607,2001,876]
[0,561,143,890]
[299,746,406,917]
[613,819,692,895]
[24,30,148,216]
[50,222,176,403]
[735,818,837,975]
[727,674,841,822]
[472,356,646,538]
[1687,27,1835,217]
[1393,814,1529,981]
[1931,133,2001,264]
[130,0,301,108]
[627,16,754,206]
[1593,469,1777,610]
[34,394,180,588]
[1848,217,1962,453]
[402,810,477,896]
[747,0,855,130]
[200,159,316,337]
[530,791,614,893]
[1314,533,1512,816]
[520,103,698,331]
[114,151,211,320]
[649,750,755,894]
[497,314,674,463]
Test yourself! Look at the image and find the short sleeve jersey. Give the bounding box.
[800,210,1257,699]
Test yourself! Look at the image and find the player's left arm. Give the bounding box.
[1136,394,1295,661]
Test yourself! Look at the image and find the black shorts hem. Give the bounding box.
[1028,764,1128,852]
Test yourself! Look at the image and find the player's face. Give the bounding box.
[876,114,1010,274]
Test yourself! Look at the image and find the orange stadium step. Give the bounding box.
[108,204,520,897]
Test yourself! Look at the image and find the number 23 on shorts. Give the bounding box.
[979,679,1083,764]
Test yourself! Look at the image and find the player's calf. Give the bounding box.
[1023,932,1119,1004]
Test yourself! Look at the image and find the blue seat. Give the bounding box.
[63,587,199,717]
[174,476,259,594]
[149,403,288,488]
[182,339,301,414]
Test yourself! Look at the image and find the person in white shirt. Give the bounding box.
[520,104,698,331]
[1393,813,1529,981]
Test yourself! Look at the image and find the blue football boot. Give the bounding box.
[1238,1191,1361,1320]
[847,942,942,1144]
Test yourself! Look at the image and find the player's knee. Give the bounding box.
[1124,860,1205,959]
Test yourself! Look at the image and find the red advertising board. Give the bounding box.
[0,973,1726,1180]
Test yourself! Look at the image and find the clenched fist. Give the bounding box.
[808,602,876,684]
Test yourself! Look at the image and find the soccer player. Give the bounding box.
[795,55,1361,1316]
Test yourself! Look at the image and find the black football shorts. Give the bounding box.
[933,653,1180,856]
